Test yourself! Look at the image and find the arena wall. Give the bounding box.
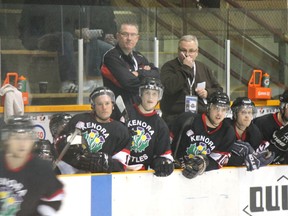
[57,166,288,216]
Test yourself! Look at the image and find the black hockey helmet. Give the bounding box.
[231,97,256,119]
[280,90,288,103]
[207,91,230,106]
[139,77,164,100]
[89,86,115,109]
[49,113,72,138]
[279,89,288,110]
[279,90,288,122]
[1,115,35,140]
[34,139,55,161]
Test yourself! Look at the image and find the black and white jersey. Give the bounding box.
[126,104,173,169]
[57,112,131,172]
[172,112,235,171]
[253,112,286,162]
[0,153,64,216]
[253,113,282,142]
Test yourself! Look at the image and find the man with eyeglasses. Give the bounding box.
[225,97,275,171]
[253,90,288,164]
[170,91,235,179]
[101,21,160,118]
[160,35,223,128]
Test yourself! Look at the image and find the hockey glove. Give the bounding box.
[151,157,174,177]
[244,150,275,171]
[78,152,113,173]
[231,140,255,157]
[270,125,288,151]
[174,157,186,169]
[182,155,209,179]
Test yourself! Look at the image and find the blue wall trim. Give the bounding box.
[91,175,112,216]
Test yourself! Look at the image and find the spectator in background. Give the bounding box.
[160,35,223,128]
[0,115,64,215]
[226,97,274,171]
[18,0,117,93]
[101,21,160,118]
[18,3,78,93]
[253,89,288,164]
[75,1,117,91]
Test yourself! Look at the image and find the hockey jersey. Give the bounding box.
[253,113,282,142]
[0,153,64,216]
[126,104,173,169]
[225,118,264,166]
[172,112,235,170]
[57,112,131,171]
[253,112,287,162]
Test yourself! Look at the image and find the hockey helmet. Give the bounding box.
[49,113,72,138]
[279,90,288,122]
[139,77,164,100]
[89,86,115,109]
[280,90,288,110]
[34,139,55,161]
[207,91,230,106]
[280,90,288,103]
[1,115,35,140]
[231,97,256,119]
[207,91,230,114]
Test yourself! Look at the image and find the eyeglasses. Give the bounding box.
[178,48,198,55]
[119,32,139,38]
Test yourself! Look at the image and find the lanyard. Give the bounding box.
[187,63,196,96]
[131,54,138,71]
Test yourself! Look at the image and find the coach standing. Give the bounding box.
[101,21,160,114]
[160,35,223,128]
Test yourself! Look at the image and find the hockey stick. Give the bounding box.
[53,122,82,170]
[173,114,195,159]
[115,95,145,170]
[116,95,129,124]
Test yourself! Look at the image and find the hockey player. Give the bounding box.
[171,91,235,179]
[48,113,80,174]
[49,113,72,141]
[253,89,288,164]
[0,115,64,216]
[123,77,174,176]
[33,113,72,164]
[56,87,131,173]
[226,97,274,171]
[34,139,56,162]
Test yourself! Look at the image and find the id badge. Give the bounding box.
[185,95,198,113]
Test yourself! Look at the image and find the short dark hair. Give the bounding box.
[118,21,139,33]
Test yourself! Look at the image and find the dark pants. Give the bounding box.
[85,38,113,77]
[37,32,77,82]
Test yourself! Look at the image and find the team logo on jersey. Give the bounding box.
[131,127,151,153]
[186,142,211,158]
[0,178,27,216]
[83,129,105,153]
